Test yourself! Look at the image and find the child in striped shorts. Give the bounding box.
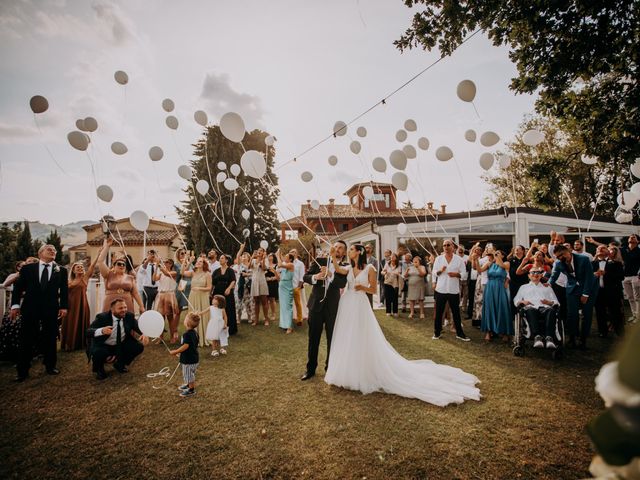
[170,312,200,397]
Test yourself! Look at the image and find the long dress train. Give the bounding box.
[325,264,481,407]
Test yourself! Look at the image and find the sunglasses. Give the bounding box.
[530,271,544,275]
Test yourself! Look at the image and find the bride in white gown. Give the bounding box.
[325,244,481,407]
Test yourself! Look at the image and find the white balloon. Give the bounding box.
[194,110,208,126]
[480,131,500,147]
[479,153,495,171]
[310,200,320,210]
[265,135,275,146]
[149,146,163,161]
[417,137,430,150]
[404,119,417,132]
[83,117,98,132]
[230,164,241,176]
[301,171,313,182]
[177,165,192,180]
[259,240,268,250]
[372,157,387,173]
[356,126,367,138]
[67,131,89,151]
[350,141,361,154]
[362,186,374,198]
[617,191,638,209]
[216,172,227,183]
[397,223,407,235]
[631,182,640,198]
[498,154,512,169]
[162,98,175,112]
[220,112,246,143]
[631,160,640,179]
[195,179,209,195]
[29,95,49,114]
[456,79,476,102]
[435,146,453,162]
[389,150,407,170]
[615,206,633,224]
[241,209,250,220]
[217,162,226,170]
[130,210,149,231]
[84,133,91,145]
[581,155,598,165]
[242,228,250,238]
[96,185,113,202]
[333,121,347,137]
[522,129,545,146]
[402,145,416,159]
[240,150,267,179]
[165,115,179,130]
[391,172,408,191]
[224,178,239,191]
[396,129,407,142]
[464,129,477,142]
[110,141,128,155]
[138,310,164,338]
[114,70,128,85]
[328,155,338,166]
[75,119,85,131]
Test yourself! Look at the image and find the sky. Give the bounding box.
[0,0,538,226]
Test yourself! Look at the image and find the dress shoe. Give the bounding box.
[95,370,108,380]
[300,372,315,381]
[113,364,128,373]
[46,368,60,375]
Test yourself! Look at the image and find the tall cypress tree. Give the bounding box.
[15,221,34,261]
[177,126,280,256]
[0,222,17,279]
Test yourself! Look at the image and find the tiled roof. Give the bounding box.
[83,218,179,232]
[299,204,440,220]
[87,230,179,246]
[343,182,395,195]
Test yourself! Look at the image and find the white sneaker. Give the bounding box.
[432,334,441,340]
[545,337,557,349]
[533,336,544,348]
[211,350,220,357]
[627,316,636,324]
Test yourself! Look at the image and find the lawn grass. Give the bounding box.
[0,309,620,480]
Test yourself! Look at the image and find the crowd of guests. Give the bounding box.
[1,230,636,392]
[376,232,635,349]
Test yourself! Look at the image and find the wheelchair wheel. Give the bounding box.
[513,345,524,357]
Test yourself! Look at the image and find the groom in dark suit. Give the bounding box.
[86,298,149,380]
[301,240,348,380]
[549,244,598,349]
[10,244,68,381]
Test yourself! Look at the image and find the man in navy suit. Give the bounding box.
[549,244,598,349]
[10,244,68,381]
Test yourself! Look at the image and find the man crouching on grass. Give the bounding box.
[87,298,149,380]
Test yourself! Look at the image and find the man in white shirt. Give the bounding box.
[514,269,560,349]
[207,250,220,273]
[138,249,160,310]
[573,239,594,261]
[432,240,470,341]
[400,252,412,312]
[290,249,306,326]
[378,249,392,308]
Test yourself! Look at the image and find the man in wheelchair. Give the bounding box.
[513,269,560,349]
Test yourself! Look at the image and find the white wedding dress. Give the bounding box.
[325,264,481,407]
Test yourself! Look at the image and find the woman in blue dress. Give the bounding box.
[276,250,295,334]
[480,250,514,342]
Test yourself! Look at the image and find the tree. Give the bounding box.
[15,221,34,261]
[0,222,17,280]
[177,126,280,256]
[395,1,640,164]
[44,229,63,263]
[482,115,622,218]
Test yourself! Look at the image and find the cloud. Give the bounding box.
[92,1,137,45]
[328,170,359,186]
[200,72,266,129]
[0,123,39,144]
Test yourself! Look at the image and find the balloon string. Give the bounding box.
[388,188,436,255]
[148,362,181,390]
[275,28,482,171]
[203,142,223,220]
[191,181,224,251]
[471,101,481,120]
[451,156,472,232]
[587,182,606,232]
[33,115,67,175]
[561,181,582,235]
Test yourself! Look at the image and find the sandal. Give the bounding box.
[408,313,414,319]
[286,328,293,334]
[264,321,270,327]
